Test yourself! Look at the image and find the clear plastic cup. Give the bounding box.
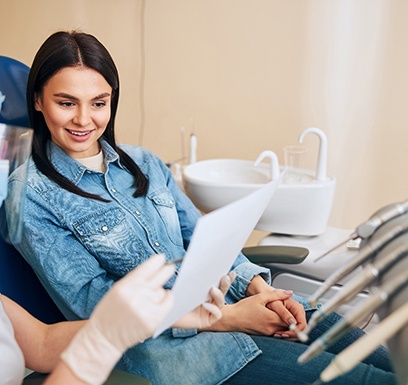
[283,145,310,184]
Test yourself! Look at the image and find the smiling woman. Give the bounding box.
[26,31,149,202]
[34,67,112,159]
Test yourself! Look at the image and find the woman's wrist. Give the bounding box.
[200,304,235,332]
[246,275,272,296]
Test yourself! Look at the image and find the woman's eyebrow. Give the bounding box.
[53,92,79,101]
[91,93,111,100]
[53,92,111,101]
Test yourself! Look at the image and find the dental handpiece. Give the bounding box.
[314,199,408,262]
[303,232,408,336]
[317,300,408,384]
[308,213,408,307]
[298,266,408,364]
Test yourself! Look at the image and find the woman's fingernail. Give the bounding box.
[284,290,293,295]
[280,333,290,338]
[273,334,282,338]
[288,318,296,325]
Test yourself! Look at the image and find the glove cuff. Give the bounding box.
[60,322,124,385]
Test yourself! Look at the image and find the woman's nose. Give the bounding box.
[73,106,91,127]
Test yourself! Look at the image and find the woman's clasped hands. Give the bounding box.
[204,275,307,339]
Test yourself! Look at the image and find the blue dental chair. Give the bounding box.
[0,55,151,385]
[0,56,64,323]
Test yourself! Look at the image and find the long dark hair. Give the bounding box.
[26,30,148,201]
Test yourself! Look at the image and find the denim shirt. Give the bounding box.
[6,140,278,384]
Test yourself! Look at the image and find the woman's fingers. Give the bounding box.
[266,300,297,326]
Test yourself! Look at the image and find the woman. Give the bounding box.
[6,30,396,385]
[1,254,233,385]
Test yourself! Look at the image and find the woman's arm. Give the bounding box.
[1,295,85,373]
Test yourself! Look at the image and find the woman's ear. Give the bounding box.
[34,94,42,112]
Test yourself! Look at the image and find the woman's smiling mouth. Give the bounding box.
[65,129,94,137]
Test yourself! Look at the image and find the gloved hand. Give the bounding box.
[173,271,236,330]
[61,254,175,385]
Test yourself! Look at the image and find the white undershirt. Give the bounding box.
[76,150,105,172]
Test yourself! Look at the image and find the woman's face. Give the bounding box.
[35,66,112,159]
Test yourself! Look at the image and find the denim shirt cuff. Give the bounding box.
[171,327,198,338]
[227,262,271,302]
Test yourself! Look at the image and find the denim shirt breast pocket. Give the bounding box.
[73,207,145,276]
[148,189,183,247]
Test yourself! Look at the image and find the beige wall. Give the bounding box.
[2,0,408,242]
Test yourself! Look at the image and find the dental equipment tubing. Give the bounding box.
[309,213,408,307]
[315,199,408,262]
[303,232,408,337]
[298,266,408,364]
[315,301,408,384]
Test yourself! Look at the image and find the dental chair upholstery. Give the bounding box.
[0,55,66,324]
[0,236,66,324]
[0,55,152,385]
[0,56,30,128]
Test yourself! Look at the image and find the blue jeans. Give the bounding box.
[223,311,396,385]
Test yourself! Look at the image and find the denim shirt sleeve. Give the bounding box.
[226,253,271,303]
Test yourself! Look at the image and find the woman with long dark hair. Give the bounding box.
[6,30,397,385]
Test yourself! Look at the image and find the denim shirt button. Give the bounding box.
[102,225,108,232]
[154,241,160,247]
[111,188,116,193]
[135,210,141,216]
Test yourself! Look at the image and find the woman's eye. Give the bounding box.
[94,101,107,108]
[58,101,75,108]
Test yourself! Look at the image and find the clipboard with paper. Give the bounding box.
[154,176,282,337]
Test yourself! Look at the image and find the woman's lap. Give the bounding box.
[223,311,396,385]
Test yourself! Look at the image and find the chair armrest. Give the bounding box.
[23,369,152,385]
[242,245,309,266]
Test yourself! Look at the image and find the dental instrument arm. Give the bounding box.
[303,233,408,336]
[298,266,408,363]
[316,301,408,384]
[309,213,408,306]
[314,199,408,263]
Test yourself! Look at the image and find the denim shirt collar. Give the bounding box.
[47,139,122,185]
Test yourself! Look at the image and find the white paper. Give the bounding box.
[154,176,282,337]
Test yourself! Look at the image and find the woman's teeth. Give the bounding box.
[67,129,91,136]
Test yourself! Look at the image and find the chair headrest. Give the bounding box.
[0,56,30,128]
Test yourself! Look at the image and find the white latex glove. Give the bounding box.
[173,271,235,330]
[61,254,175,385]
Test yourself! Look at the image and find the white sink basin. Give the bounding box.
[183,158,336,236]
